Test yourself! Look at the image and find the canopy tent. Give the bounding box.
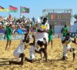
[71,22,77,32]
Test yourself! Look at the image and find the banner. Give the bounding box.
[9,5,18,12]
[0,6,9,12]
[51,14,55,19]
[20,6,29,13]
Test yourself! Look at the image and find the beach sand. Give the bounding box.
[0,38,77,70]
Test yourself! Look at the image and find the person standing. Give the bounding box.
[62,33,77,60]
[36,18,49,61]
[4,24,13,50]
[37,18,49,43]
[61,24,68,41]
[48,25,54,48]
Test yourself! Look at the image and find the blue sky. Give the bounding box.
[0,0,77,21]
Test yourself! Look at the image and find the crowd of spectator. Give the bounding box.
[0,16,40,34]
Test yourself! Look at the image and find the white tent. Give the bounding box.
[37,18,41,23]
[71,22,77,32]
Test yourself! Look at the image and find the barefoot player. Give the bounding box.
[62,33,77,61]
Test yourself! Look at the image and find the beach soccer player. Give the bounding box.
[35,17,49,61]
[4,24,13,50]
[9,33,30,65]
[35,38,48,62]
[61,24,68,41]
[62,33,77,60]
[29,35,48,62]
[48,25,54,48]
[29,35,36,63]
[37,17,49,48]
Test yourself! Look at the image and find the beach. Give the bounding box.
[0,38,77,70]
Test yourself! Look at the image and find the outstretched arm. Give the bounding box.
[38,29,45,33]
[4,31,6,39]
[29,35,36,45]
[72,38,76,44]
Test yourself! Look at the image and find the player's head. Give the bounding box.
[50,25,52,29]
[66,33,70,38]
[32,35,35,39]
[43,18,47,24]
[64,24,67,27]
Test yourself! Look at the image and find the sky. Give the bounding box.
[0,0,77,21]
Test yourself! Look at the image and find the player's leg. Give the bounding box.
[5,40,9,50]
[19,53,25,65]
[40,48,47,62]
[62,46,68,60]
[9,53,25,65]
[70,48,76,61]
[8,36,12,49]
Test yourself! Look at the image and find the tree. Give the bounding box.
[73,14,77,23]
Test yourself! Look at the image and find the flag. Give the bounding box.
[20,6,29,13]
[9,5,18,12]
[0,6,9,12]
[51,14,55,19]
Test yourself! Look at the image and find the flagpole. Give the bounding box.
[8,10,10,16]
[20,6,21,18]
[8,6,10,17]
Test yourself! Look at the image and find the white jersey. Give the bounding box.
[64,37,74,47]
[63,37,74,56]
[36,22,49,42]
[29,46,35,59]
[29,44,41,59]
[13,40,25,58]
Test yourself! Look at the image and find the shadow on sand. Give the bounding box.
[0,58,15,67]
[0,57,63,66]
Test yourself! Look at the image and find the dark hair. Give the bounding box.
[64,24,67,27]
[66,33,70,36]
[50,25,52,29]
[43,18,47,21]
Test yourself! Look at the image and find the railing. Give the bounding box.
[0,34,32,40]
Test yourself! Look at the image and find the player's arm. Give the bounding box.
[52,29,54,35]
[43,29,49,33]
[24,45,27,49]
[66,28,69,33]
[4,30,6,39]
[38,29,45,33]
[12,29,16,37]
[44,24,49,33]
[29,35,36,45]
[72,38,76,44]
[37,24,45,33]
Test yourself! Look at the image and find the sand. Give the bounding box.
[0,38,77,70]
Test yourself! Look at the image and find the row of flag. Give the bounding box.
[0,5,29,13]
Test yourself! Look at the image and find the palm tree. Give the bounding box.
[73,14,77,23]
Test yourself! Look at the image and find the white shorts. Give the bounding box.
[63,45,72,56]
[29,46,35,59]
[13,52,21,61]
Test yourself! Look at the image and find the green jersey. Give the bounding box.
[62,27,68,37]
[49,28,54,35]
[5,26,13,36]
[48,28,54,41]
